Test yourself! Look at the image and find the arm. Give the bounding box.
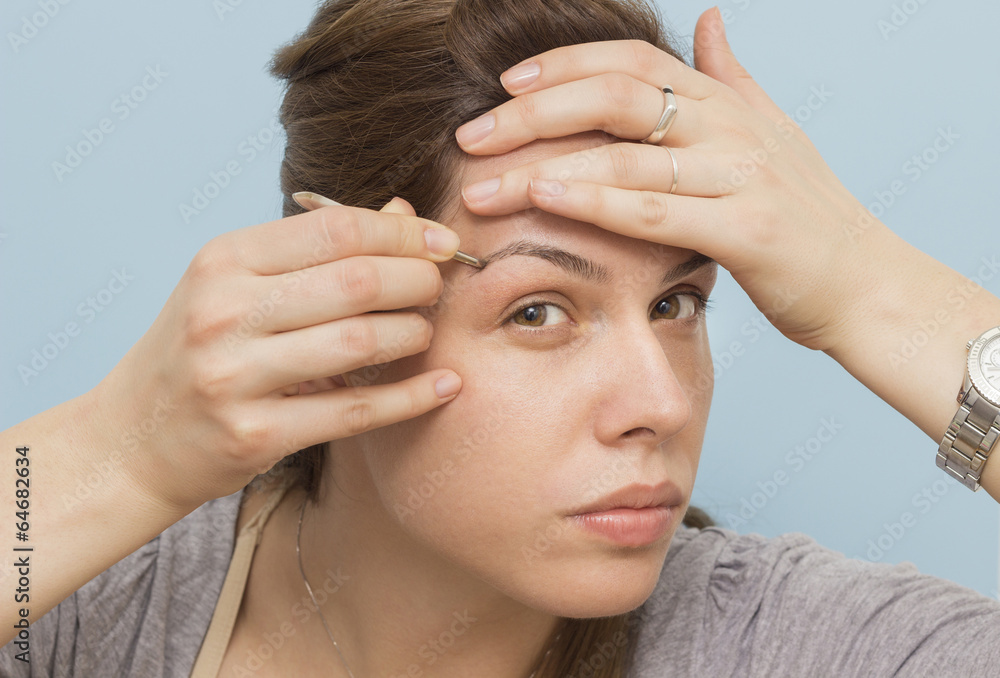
[0,199,464,648]
[0,385,191,647]
[450,10,1000,503]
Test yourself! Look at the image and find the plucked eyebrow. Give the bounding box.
[463,239,716,287]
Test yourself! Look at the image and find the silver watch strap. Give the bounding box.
[937,389,1000,491]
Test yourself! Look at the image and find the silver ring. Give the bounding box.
[641,86,678,145]
[664,146,679,194]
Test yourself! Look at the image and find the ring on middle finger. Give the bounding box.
[641,86,678,146]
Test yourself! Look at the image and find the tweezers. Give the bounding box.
[291,191,484,269]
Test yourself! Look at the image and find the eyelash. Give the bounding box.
[503,291,715,334]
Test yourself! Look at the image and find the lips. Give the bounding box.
[568,480,684,516]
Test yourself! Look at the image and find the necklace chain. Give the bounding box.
[295,499,560,678]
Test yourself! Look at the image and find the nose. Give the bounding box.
[592,321,694,449]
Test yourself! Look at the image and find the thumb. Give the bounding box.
[693,8,784,122]
[379,196,418,216]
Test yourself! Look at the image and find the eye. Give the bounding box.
[508,301,570,328]
[504,291,712,331]
[651,292,707,321]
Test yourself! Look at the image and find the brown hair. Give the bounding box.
[265,1,712,675]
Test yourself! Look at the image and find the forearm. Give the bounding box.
[824,227,1000,502]
[0,387,194,646]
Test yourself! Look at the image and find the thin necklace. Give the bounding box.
[295,499,561,678]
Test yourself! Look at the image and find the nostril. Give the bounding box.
[623,427,655,438]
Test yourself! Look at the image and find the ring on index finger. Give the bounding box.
[641,86,678,146]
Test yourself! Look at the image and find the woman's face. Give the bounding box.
[336,131,717,618]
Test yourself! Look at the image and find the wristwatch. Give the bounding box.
[937,325,1000,491]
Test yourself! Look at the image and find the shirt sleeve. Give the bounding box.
[632,525,1000,677]
[0,491,242,678]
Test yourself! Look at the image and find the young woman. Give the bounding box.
[3,0,1000,676]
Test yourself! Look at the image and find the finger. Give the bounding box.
[693,9,791,129]
[271,368,463,446]
[524,178,730,257]
[255,311,433,395]
[380,196,418,216]
[497,39,722,101]
[214,204,460,276]
[257,255,443,333]
[462,142,732,215]
[456,74,706,154]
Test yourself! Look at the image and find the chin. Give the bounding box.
[514,541,671,619]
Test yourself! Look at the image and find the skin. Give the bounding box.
[454,9,1000,500]
[225,8,1000,676]
[4,2,998,671]
[226,131,718,677]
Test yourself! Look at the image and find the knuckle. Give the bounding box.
[180,295,237,347]
[602,73,641,111]
[337,317,380,357]
[606,144,641,184]
[188,237,233,280]
[341,397,378,436]
[337,258,383,305]
[637,190,670,228]
[226,413,273,457]
[511,93,543,126]
[626,39,659,75]
[190,357,239,402]
[320,208,366,260]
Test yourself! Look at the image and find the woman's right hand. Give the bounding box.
[93,197,464,513]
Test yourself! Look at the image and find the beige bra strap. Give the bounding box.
[189,476,296,678]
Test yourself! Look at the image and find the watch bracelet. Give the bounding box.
[937,389,1000,491]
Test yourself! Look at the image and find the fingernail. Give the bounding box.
[501,62,540,92]
[456,114,495,147]
[529,179,566,197]
[435,372,462,398]
[463,177,501,203]
[424,226,461,256]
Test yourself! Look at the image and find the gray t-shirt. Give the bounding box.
[3,489,999,677]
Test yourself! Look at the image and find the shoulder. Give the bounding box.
[628,525,1000,677]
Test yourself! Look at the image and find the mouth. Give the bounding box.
[568,480,684,516]
[565,481,685,548]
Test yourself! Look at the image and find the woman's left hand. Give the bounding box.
[454,7,888,355]
[453,8,1000,501]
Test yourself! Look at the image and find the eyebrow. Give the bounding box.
[463,240,716,287]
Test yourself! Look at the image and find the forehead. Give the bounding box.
[445,131,698,272]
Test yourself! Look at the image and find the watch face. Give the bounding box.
[981,338,1000,386]
[970,329,1000,407]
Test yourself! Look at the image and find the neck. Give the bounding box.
[254,461,563,678]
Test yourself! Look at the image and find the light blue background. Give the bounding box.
[2,0,998,598]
